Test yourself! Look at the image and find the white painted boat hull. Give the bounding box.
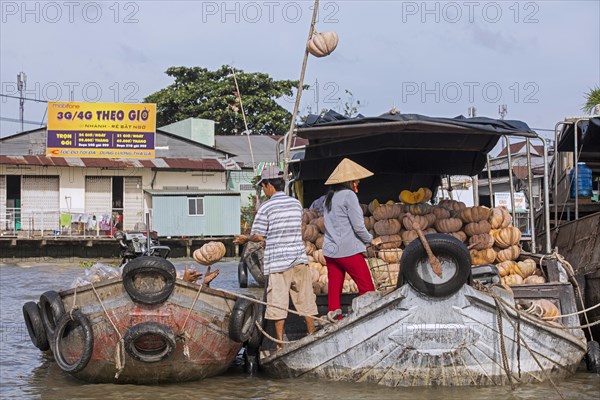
[261,284,586,386]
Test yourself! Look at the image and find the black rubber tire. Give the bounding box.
[122,256,177,305]
[586,340,600,373]
[53,310,94,374]
[244,348,259,375]
[398,233,471,298]
[246,290,267,349]
[39,290,65,343]
[238,261,248,288]
[22,302,50,351]
[228,297,257,343]
[124,322,176,363]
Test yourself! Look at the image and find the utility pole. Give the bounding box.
[17,72,27,132]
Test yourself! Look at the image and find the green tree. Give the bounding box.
[145,66,299,135]
[582,86,600,114]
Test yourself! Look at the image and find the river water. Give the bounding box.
[1,259,598,400]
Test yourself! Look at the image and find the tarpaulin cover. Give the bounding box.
[293,111,536,205]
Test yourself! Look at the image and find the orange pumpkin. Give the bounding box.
[313,249,326,265]
[364,216,375,231]
[538,299,560,321]
[438,199,467,211]
[468,233,495,250]
[401,229,436,247]
[514,259,537,278]
[495,245,521,262]
[489,206,511,229]
[368,199,380,215]
[491,226,521,248]
[307,31,339,57]
[470,248,497,265]
[460,206,491,223]
[502,274,524,286]
[373,203,403,221]
[378,248,403,264]
[304,241,316,255]
[449,231,467,242]
[464,220,492,236]
[431,206,451,220]
[434,217,462,233]
[373,234,402,249]
[193,241,226,265]
[496,260,516,277]
[524,275,546,284]
[360,204,369,216]
[405,203,432,216]
[402,214,435,231]
[374,219,402,236]
[315,235,324,249]
[302,224,319,242]
[399,188,432,204]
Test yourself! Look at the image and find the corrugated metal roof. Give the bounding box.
[0,155,225,171]
[145,189,239,196]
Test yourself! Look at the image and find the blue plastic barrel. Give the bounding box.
[570,162,593,198]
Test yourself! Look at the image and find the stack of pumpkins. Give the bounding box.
[368,199,404,288]
[301,209,360,295]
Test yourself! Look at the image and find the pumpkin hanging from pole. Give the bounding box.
[307,31,339,57]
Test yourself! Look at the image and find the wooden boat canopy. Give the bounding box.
[294,110,537,205]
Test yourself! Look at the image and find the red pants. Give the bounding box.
[325,254,375,312]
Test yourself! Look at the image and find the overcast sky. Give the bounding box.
[1,0,598,139]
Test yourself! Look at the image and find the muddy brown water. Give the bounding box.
[1,260,598,399]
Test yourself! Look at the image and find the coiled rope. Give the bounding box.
[540,249,596,339]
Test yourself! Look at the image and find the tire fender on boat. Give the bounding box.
[246,290,267,349]
[53,310,94,374]
[22,301,50,351]
[122,256,177,305]
[229,297,257,343]
[398,233,471,298]
[123,322,176,363]
[39,290,65,343]
[238,260,248,288]
[586,340,600,374]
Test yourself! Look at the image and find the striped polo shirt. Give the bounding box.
[251,192,308,275]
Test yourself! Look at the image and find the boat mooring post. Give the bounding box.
[526,138,536,252]
[535,133,552,253]
[486,154,494,207]
[504,135,517,225]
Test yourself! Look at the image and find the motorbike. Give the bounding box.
[114,229,171,267]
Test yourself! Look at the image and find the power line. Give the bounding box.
[0,93,48,103]
[0,116,46,125]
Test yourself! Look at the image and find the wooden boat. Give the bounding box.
[256,112,589,386]
[23,256,253,384]
[260,258,587,386]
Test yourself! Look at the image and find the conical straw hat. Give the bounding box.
[325,158,374,185]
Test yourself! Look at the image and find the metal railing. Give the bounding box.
[0,208,124,239]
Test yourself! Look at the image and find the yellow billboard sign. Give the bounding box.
[46,102,156,159]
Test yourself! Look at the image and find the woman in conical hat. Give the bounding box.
[322,158,376,321]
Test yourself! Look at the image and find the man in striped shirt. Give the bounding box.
[235,166,317,350]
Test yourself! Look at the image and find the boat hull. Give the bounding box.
[55,278,242,384]
[261,284,586,386]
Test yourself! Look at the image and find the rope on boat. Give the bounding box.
[69,285,79,317]
[543,301,600,319]
[254,320,298,345]
[216,288,330,325]
[493,296,516,389]
[90,281,125,379]
[540,249,595,340]
[474,282,565,399]
[178,282,204,359]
